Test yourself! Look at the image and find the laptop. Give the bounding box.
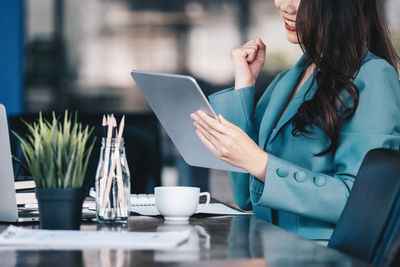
[0,104,38,222]
[130,70,247,173]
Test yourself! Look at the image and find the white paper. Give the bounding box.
[131,205,160,216]
[15,180,36,190]
[15,192,37,205]
[0,226,190,250]
[130,203,248,216]
[87,194,249,216]
[131,194,155,205]
[197,203,248,215]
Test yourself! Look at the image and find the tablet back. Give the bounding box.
[131,70,246,173]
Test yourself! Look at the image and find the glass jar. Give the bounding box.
[95,137,131,224]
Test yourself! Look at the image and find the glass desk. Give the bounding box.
[0,215,369,267]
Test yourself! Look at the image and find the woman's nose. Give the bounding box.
[279,0,298,15]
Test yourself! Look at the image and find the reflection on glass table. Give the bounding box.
[155,221,211,262]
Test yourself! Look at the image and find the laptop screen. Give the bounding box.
[0,104,19,222]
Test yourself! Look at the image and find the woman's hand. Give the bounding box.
[231,37,266,90]
[190,111,268,181]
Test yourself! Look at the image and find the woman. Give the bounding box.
[191,0,400,240]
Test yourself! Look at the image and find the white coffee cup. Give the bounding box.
[154,186,210,221]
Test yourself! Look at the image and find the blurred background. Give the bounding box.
[1,0,399,203]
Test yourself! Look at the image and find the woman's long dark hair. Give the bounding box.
[292,0,399,155]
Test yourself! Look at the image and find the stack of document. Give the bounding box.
[15,180,37,206]
[0,226,190,250]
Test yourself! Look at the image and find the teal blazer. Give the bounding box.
[208,52,400,240]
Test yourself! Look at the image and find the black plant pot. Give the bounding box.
[36,188,85,230]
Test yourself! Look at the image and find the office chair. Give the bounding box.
[328,148,400,266]
[8,112,162,194]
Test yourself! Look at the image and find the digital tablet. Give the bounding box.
[131,70,247,173]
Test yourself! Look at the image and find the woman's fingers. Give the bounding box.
[254,37,266,50]
[244,39,257,46]
[195,129,218,154]
[195,111,228,134]
[218,114,240,130]
[193,116,225,141]
[231,37,266,90]
[232,45,259,63]
[194,120,219,144]
[195,119,231,160]
[254,38,266,60]
[191,112,245,158]
[191,111,241,138]
[194,120,232,158]
[245,48,257,63]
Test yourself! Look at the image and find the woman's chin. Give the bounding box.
[286,31,299,44]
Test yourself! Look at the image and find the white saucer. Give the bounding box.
[164,216,190,221]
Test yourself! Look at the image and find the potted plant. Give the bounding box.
[14,111,95,230]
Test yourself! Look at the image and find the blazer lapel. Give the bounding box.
[267,70,318,145]
[258,55,310,150]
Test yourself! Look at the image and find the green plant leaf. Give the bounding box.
[13,111,96,189]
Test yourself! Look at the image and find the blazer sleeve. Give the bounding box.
[208,74,285,210]
[208,86,255,210]
[250,57,400,224]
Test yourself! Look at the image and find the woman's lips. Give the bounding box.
[284,19,296,32]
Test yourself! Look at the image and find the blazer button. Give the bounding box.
[314,176,327,187]
[276,168,289,178]
[294,171,306,183]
